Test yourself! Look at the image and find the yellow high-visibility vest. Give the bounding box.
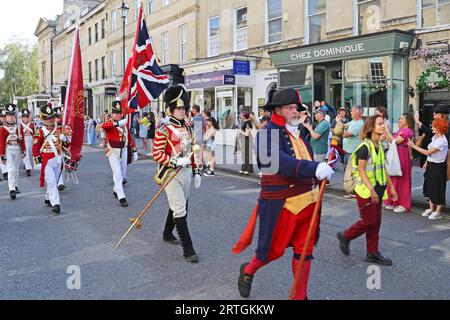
[352,139,388,200]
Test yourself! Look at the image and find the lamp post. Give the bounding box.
[120,1,129,76]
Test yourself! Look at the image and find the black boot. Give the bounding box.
[365,252,393,266]
[52,205,61,215]
[174,216,198,263]
[10,190,16,200]
[26,170,31,177]
[238,262,254,298]
[119,198,129,207]
[45,200,51,207]
[15,187,21,194]
[337,232,350,256]
[163,209,180,245]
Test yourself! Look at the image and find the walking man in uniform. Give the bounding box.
[102,101,138,207]
[0,103,26,199]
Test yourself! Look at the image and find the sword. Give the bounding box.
[112,144,201,252]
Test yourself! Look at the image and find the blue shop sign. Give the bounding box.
[223,75,236,85]
[233,60,250,76]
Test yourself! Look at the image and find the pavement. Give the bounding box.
[1,144,447,300]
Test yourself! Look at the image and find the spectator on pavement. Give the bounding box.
[375,106,392,153]
[203,117,219,177]
[408,118,448,220]
[383,113,415,213]
[304,108,330,162]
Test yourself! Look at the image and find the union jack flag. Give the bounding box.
[120,5,169,112]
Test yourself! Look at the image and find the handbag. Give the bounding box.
[385,140,403,176]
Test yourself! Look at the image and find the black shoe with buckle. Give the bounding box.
[10,190,16,200]
[238,263,254,298]
[119,198,128,207]
[337,232,350,256]
[365,252,393,266]
[58,185,65,191]
[45,200,51,207]
[26,170,31,177]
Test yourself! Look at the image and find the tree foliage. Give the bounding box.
[0,40,39,108]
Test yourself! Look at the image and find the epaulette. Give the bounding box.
[157,126,169,137]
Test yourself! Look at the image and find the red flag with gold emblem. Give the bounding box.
[63,26,85,162]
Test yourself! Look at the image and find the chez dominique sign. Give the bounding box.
[269,30,414,67]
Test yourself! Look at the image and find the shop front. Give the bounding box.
[91,85,118,119]
[269,30,414,129]
[185,69,255,131]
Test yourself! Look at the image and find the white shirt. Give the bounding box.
[427,135,448,164]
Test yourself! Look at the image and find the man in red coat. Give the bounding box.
[234,89,334,299]
[32,105,70,215]
[20,109,34,177]
[102,101,138,207]
[0,103,26,199]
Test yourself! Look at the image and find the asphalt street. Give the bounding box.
[0,146,449,300]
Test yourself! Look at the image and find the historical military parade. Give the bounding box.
[0,0,449,308]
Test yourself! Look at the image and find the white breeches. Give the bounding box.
[6,145,20,191]
[23,135,33,170]
[108,147,128,200]
[44,156,62,206]
[164,167,192,219]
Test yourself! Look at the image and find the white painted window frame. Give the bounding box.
[266,0,283,45]
[207,16,220,58]
[234,6,248,52]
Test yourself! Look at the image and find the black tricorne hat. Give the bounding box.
[264,88,305,111]
[5,103,17,115]
[435,103,449,115]
[164,85,190,113]
[40,104,54,120]
[111,101,122,114]
[22,109,31,117]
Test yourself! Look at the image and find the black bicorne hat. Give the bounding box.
[264,88,305,111]
[164,85,190,113]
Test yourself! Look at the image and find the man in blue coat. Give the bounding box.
[234,88,334,300]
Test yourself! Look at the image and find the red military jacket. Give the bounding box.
[152,117,198,170]
[32,124,70,187]
[0,124,26,158]
[102,120,136,150]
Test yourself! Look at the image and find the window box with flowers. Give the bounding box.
[410,48,450,93]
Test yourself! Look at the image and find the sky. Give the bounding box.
[0,0,63,47]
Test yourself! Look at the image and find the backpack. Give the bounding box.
[343,157,356,194]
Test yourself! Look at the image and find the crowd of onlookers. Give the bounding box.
[86,99,448,220]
